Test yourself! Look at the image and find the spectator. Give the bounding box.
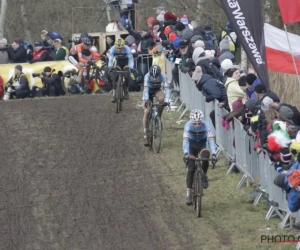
[242,98,260,135]
[219,21,238,55]
[224,68,246,110]
[146,17,155,29]
[204,26,218,50]
[190,35,203,49]
[245,73,262,99]
[175,22,186,38]
[180,15,193,30]
[194,40,205,49]
[27,41,50,63]
[153,3,165,15]
[220,59,239,84]
[8,39,27,63]
[190,20,205,40]
[151,20,168,42]
[0,38,10,64]
[6,65,30,99]
[254,84,280,103]
[103,36,115,57]
[53,39,69,60]
[163,12,178,30]
[218,37,235,64]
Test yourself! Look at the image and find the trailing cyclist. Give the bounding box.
[108,38,134,103]
[183,109,217,205]
[68,37,101,93]
[142,65,170,146]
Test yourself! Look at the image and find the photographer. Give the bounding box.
[5,65,30,99]
[31,67,65,97]
[0,38,10,64]
[27,41,51,63]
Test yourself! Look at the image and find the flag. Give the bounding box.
[264,23,300,74]
[220,0,269,88]
[277,0,300,24]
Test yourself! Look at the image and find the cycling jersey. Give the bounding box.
[183,120,216,155]
[70,43,100,63]
[108,45,134,68]
[142,72,170,102]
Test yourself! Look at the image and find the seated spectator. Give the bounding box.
[224,68,246,110]
[32,66,65,97]
[0,38,10,64]
[218,37,235,64]
[6,65,30,99]
[8,39,27,63]
[27,41,50,63]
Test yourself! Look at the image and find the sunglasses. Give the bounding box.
[193,122,201,126]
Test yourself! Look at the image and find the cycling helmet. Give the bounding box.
[190,109,204,123]
[80,32,89,39]
[149,65,161,78]
[115,38,125,49]
[82,37,91,46]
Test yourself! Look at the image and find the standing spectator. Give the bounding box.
[190,21,206,40]
[27,41,50,63]
[0,38,10,64]
[53,39,69,60]
[163,12,178,32]
[146,17,155,29]
[103,36,115,57]
[220,59,239,84]
[6,65,30,99]
[218,37,235,64]
[8,39,27,63]
[219,21,238,55]
[180,15,193,30]
[154,3,165,23]
[175,22,186,38]
[246,73,262,99]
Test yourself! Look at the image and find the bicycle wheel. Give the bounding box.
[148,118,153,150]
[192,175,197,211]
[196,170,203,218]
[96,69,112,93]
[152,116,163,153]
[116,82,122,113]
[62,70,79,95]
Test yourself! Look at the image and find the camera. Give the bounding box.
[244,113,253,118]
[32,72,46,77]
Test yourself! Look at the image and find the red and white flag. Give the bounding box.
[264,23,300,74]
[277,0,300,24]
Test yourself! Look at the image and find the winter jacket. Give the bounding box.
[281,103,300,126]
[196,57,223,81]
[196,74,227,103]
[0,48,10,64]
[8,46,27,63]
[218,49,235,64]
[7,73,30,93]
[246,78,262,99]
[224,77,246,110]
[127,28,154,54]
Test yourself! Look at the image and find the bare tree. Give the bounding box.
[20,0,32,41]
[0,0,7,37]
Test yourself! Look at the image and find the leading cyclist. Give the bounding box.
[183,109,217,205]
[142,65,170,146]
[108,38,134,103]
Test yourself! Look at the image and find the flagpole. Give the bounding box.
[284,25,300,88]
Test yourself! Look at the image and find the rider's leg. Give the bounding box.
[122,66,130,100]
[155,91,165,118]
[199,148,210,189]
[68,56,83,84]
[110,66,120,102]
[186,146,199,205]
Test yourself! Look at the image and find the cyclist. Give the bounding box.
[108,38,134,103]
[183,109,217,205]
[68,37,100,93]
[142,65,170,146]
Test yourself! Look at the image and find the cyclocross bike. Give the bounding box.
[187,155,216,218]
[145,100,170,153]
[62,60,112,94]
[114,70,128,114]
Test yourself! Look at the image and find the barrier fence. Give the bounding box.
[165,59,300,249]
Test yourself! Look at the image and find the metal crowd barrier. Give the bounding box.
[165,59,300,247]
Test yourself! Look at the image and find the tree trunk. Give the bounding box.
[196,0,205,22]
[0,0,7,38]
[20,0,32,41]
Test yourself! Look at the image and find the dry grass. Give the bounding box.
[269,71,300,107]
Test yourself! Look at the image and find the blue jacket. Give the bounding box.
[246,78,261,99]
[284,162,300,212]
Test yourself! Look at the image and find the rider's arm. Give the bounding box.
[77,44,89,64]
[108,47,115,67]
[161,73,170,103]
[183,122,191,154]
[126,46,134,68]
[91,51,101,60]
[204,121,216,155]
[142,73,149,101]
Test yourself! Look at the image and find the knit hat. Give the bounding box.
[164,12,177,21]
[190,35,202,43]
[164,26,172,36]
[169,32,177,42]
[280,106,294,121]
[125,35,135,46]
[15,65,22,72]
[221,59,239,70]
[192,66,202,81]
[173,37,181,49]
[261,96,273,111]
[180,15,188,25]
[34,41,43,47]
[245,98,260,112]
[179,40,188,48]
[152,20,161,26]
[232,97,243,111]
[157,13,165,22]
[288,170,300,187]
[195,40,205,48]
[238,76,247,86]
[44,66,51,72]
[254,84,267,94]
[147,17,155,24]
[225,68,238,77]
[0,38,7,45]
[175,22,185,32]
[246,73,257,86]
[53,38,62,43]
[182,29,193,41]
[219,37,230,50]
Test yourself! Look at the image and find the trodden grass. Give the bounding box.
[130,92,297,250]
